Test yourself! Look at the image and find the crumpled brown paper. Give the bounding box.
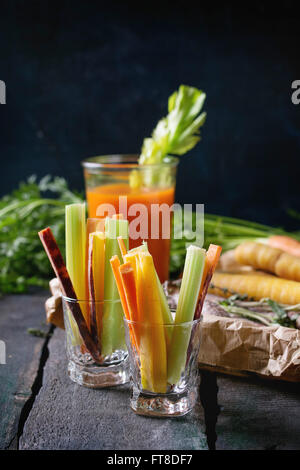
[164,282,300,382]
[199,310,300,382]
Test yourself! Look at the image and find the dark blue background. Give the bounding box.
[1,1,300,228]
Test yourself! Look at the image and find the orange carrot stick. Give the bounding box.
[110,256,139,351]
[110,255,130,321]
[119,263,140,350]
[195,244,222,319]
[38,227,102,363]
[117,236,128,258]
[119,263,138,323]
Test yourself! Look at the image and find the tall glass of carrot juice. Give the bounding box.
[82,155,178,282]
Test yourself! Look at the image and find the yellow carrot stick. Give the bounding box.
[210,272,300,305]
[89,232,105,343]
[87,233,98,344]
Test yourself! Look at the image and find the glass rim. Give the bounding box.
[123,317,202,327]
[62,295,121,305]
[81,154,179,170]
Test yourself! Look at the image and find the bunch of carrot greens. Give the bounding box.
[39,203,129,361]
[111,239,221,393]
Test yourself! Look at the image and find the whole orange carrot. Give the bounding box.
[268,235,300,257]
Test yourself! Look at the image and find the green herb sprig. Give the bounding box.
[218,294,299,329]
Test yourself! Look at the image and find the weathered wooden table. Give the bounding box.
[1,292,300,450]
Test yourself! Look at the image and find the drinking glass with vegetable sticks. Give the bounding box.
[38,204,130,388]
[111,238,221,417]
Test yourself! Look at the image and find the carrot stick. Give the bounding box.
[38,227,102,363]
[119,263,138,323]
[110,255,130,321]
[117,236,128,258]
[194,244,222,319]
[87,234,99,346]
[119,262,140,352]
[112,213,124,220]
[110,256,139,352]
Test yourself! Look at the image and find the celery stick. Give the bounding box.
[101,217,129,356]
[65,203,87,345]
[130,85,206,189]
[167,245,206,385]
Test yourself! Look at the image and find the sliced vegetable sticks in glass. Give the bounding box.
[111,240,221,391]
[102,216,129,356]
[65,203,87,345]
[167,245,206,385]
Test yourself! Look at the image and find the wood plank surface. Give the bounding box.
[0,293,49,449]
[19,328,208,450]
[216,375,300,450]
[1,293,300,450]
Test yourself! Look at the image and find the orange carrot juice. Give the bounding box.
[86,183,175,282]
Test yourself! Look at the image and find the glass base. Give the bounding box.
[130,383,198,417]
[68,355,130,388]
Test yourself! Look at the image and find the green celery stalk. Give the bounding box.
[65,203,87,345]
[130,85,206,188]
[167,245,206,385]
[101,217,129,356]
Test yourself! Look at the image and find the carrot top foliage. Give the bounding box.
[0,176,82,294]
